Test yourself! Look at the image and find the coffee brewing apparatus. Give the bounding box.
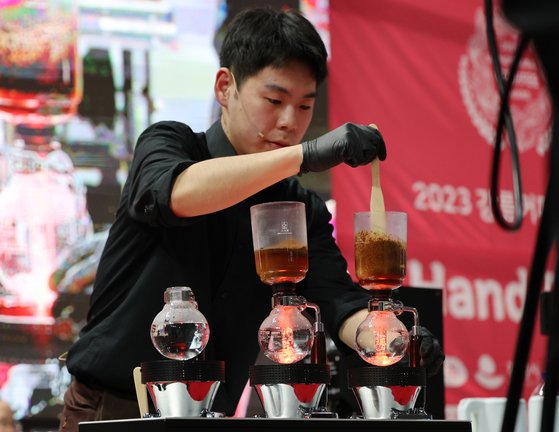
[248,201,330,418]
[141,286,225,417]
[349,211,429,419]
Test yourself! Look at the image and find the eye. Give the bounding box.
[300,104,312,111]
[265,97,281,105]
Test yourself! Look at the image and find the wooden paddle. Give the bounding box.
[133,366,149,417]
[369,124,386,232]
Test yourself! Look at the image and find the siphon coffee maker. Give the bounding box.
[348,211,429,419]
[140,286,225,417]
[248,201,331,418]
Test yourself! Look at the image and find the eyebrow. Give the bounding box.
[264,83,317,99]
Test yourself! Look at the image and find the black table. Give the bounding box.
[80,417,472,432]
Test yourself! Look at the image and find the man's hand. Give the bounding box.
[300,122,387,173]
[416,326,445,376]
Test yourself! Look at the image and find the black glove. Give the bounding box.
[300,122,387,173]
[416,326,445,377]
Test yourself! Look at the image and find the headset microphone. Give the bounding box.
[231,72,265,139]
[241,102,265,139]
[241,100,265,139]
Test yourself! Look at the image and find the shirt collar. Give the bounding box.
[206,120,237,158]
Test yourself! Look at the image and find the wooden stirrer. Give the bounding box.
[133,366,149,417]
[369,124,386,232]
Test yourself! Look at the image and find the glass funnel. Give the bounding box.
[354,211,407,291]
[250,201,308,286]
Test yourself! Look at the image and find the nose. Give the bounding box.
[277,105,297,132]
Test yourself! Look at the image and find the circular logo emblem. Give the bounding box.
[458,8,551,156]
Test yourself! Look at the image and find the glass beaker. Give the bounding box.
[354,211,407,291]
[250,201,308,286]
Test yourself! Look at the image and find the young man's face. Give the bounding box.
[221,61,317,155]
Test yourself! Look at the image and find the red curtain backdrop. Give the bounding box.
[329,0,552,416]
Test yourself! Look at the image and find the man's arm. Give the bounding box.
[338,309,369,349]
[171,122,386,217]
[171,145,302,217]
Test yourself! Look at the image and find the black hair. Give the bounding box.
[219,7,328,88]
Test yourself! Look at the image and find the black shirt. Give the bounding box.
[66,120,369,415]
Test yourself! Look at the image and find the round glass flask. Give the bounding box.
[258,300,314,364]
[150,286,209,361]
[355,308,409,366]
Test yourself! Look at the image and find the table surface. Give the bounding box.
[80,417,472,432]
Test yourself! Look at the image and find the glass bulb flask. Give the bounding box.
[251,202,314,364]
[150,286,209,361]
[258,294,314,364]
[354,211,411,366]
[356,299,410,366]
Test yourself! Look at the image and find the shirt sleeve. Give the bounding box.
[124,121,205,227]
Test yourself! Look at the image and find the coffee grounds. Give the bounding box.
[354,230,406,280]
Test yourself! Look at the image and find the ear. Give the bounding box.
[214,67,233,107]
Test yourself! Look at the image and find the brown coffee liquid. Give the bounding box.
[355,230,406,290]
[255,244,308,285]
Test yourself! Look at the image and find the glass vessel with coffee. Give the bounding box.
[249,202,332,419]
[250,201,316,364]
[350,211,431,420]
[353,211,412,366]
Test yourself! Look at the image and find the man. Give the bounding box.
[60,7,443,431]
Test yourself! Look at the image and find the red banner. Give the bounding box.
[329,0,552,417]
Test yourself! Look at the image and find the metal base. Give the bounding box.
[140,359,225,417]
[249,364,330,419]
[348,366,427,419]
